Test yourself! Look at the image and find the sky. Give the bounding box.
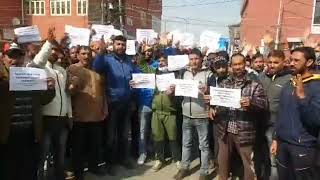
[161,0,242,36]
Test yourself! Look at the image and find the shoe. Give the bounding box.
[152,160,163,172]
[199,174,209,180]
[175,161,181,170]
[137,153,147,165]
[65,171,75,180]
[174,169,189,180]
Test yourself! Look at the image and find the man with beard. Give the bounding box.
[251,54,265,74]
[270,47,320,179]
[257,50,292,180]
[27,28,73,180]
[93,35,138,175]
[0,43,55,180]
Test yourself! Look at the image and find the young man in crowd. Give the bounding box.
[271,47,320,179]
[135,45,159,165]
[27,28,73,180]
[259,50,292,180]
[213,53,268,180]
[0,43,56,180]
[252,53,265,74]
[67,46,107,180]
[174,48,211,180]
[93,35,138,175]
[151,54,181,171]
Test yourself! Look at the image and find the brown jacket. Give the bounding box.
[0,79,55,144]
[67,64,107,122]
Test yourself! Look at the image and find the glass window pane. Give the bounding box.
[61,1,65,14]
[41,2,45,14]
[78,1,81,14]
[67,1,71,14]
[83,1,87,14]
[314,1,320,24]
[56,1,61,14]
[31,2,35,14]
[35,2,39,14]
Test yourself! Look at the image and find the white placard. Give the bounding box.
[200,30,221,50]
[136,29,157,43]
[14,26,41,43]
[132,73,155,89]
[174,79,199,98]
[156,73,175,91]
[67,26,91,46]
[126,40,136,55]
[168,55,189,71]
[210,87,241,108]
[91,24,114,41]
[9,67,47,91]
[2,29,14,40]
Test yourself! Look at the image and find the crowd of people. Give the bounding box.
[0,27,320,180]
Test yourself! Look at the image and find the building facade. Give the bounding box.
[240,0,320,47]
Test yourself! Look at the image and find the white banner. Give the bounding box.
[210,87,241,108]
[9,67,47,91]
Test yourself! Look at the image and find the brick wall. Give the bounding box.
[0,0,22,28]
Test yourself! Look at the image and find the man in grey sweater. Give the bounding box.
[174,48,211,180]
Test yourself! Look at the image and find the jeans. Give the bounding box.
[138,106,152,155]
[266,125,278,180]
[276,141,319,180]
[181,116,209,175]
[105,102,131,164]
[41,116,69,180]
[0,126,39,180]
[72,121,103,179]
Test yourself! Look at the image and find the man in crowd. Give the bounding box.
[27,28,73,180]
[259,50,292,179]
[174,48,211,180]
[252,53,265,74]
[0,43,55,180]
[93,35,138,175]
[151,54,181,171]
[67,46,107,180]
[271,47,320,179]
[214,53,268,180]
[135,45,159,165]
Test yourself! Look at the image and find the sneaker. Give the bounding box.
[175,161,181,170]
[152,160,163,172]
[65,171,75,180]
[174,169,189,180]
[137,153,147,165]
[199,174,209,180]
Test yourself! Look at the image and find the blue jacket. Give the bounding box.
[93,53,138,102]
[275,75,320,147]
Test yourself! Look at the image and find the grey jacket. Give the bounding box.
[182,69,211,119]
[259,70,292,124]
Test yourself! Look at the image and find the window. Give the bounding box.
[140,12,147,27]
[77,0,88,15]
[25,0,45,15]
[312,0,320,34]
[50,0,71,16]
[126,17,133,26]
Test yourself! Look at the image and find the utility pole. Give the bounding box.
[275,0,283,50]
[118,0,124,31]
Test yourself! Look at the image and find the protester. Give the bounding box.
[0,43,55,180]
[270,47,320,179]
[251,53,265,74]
[27,28,73,180]
[151,54,181,171]
[174,48,211,180]
[67,46,107,180]
[213,53,268,180]
[69,46,79,64]
[93,35,138,175]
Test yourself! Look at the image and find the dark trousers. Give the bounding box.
[105,102,131,164]
[72,121,103,179]
[277,141,320,180]
[0,126,39,180]
[41,116,69,180]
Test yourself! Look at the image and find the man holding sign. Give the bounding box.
[211,53,267,180]
[0,43,55,180]
[174,48,212,180]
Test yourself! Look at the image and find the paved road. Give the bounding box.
[84,159,218,180]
